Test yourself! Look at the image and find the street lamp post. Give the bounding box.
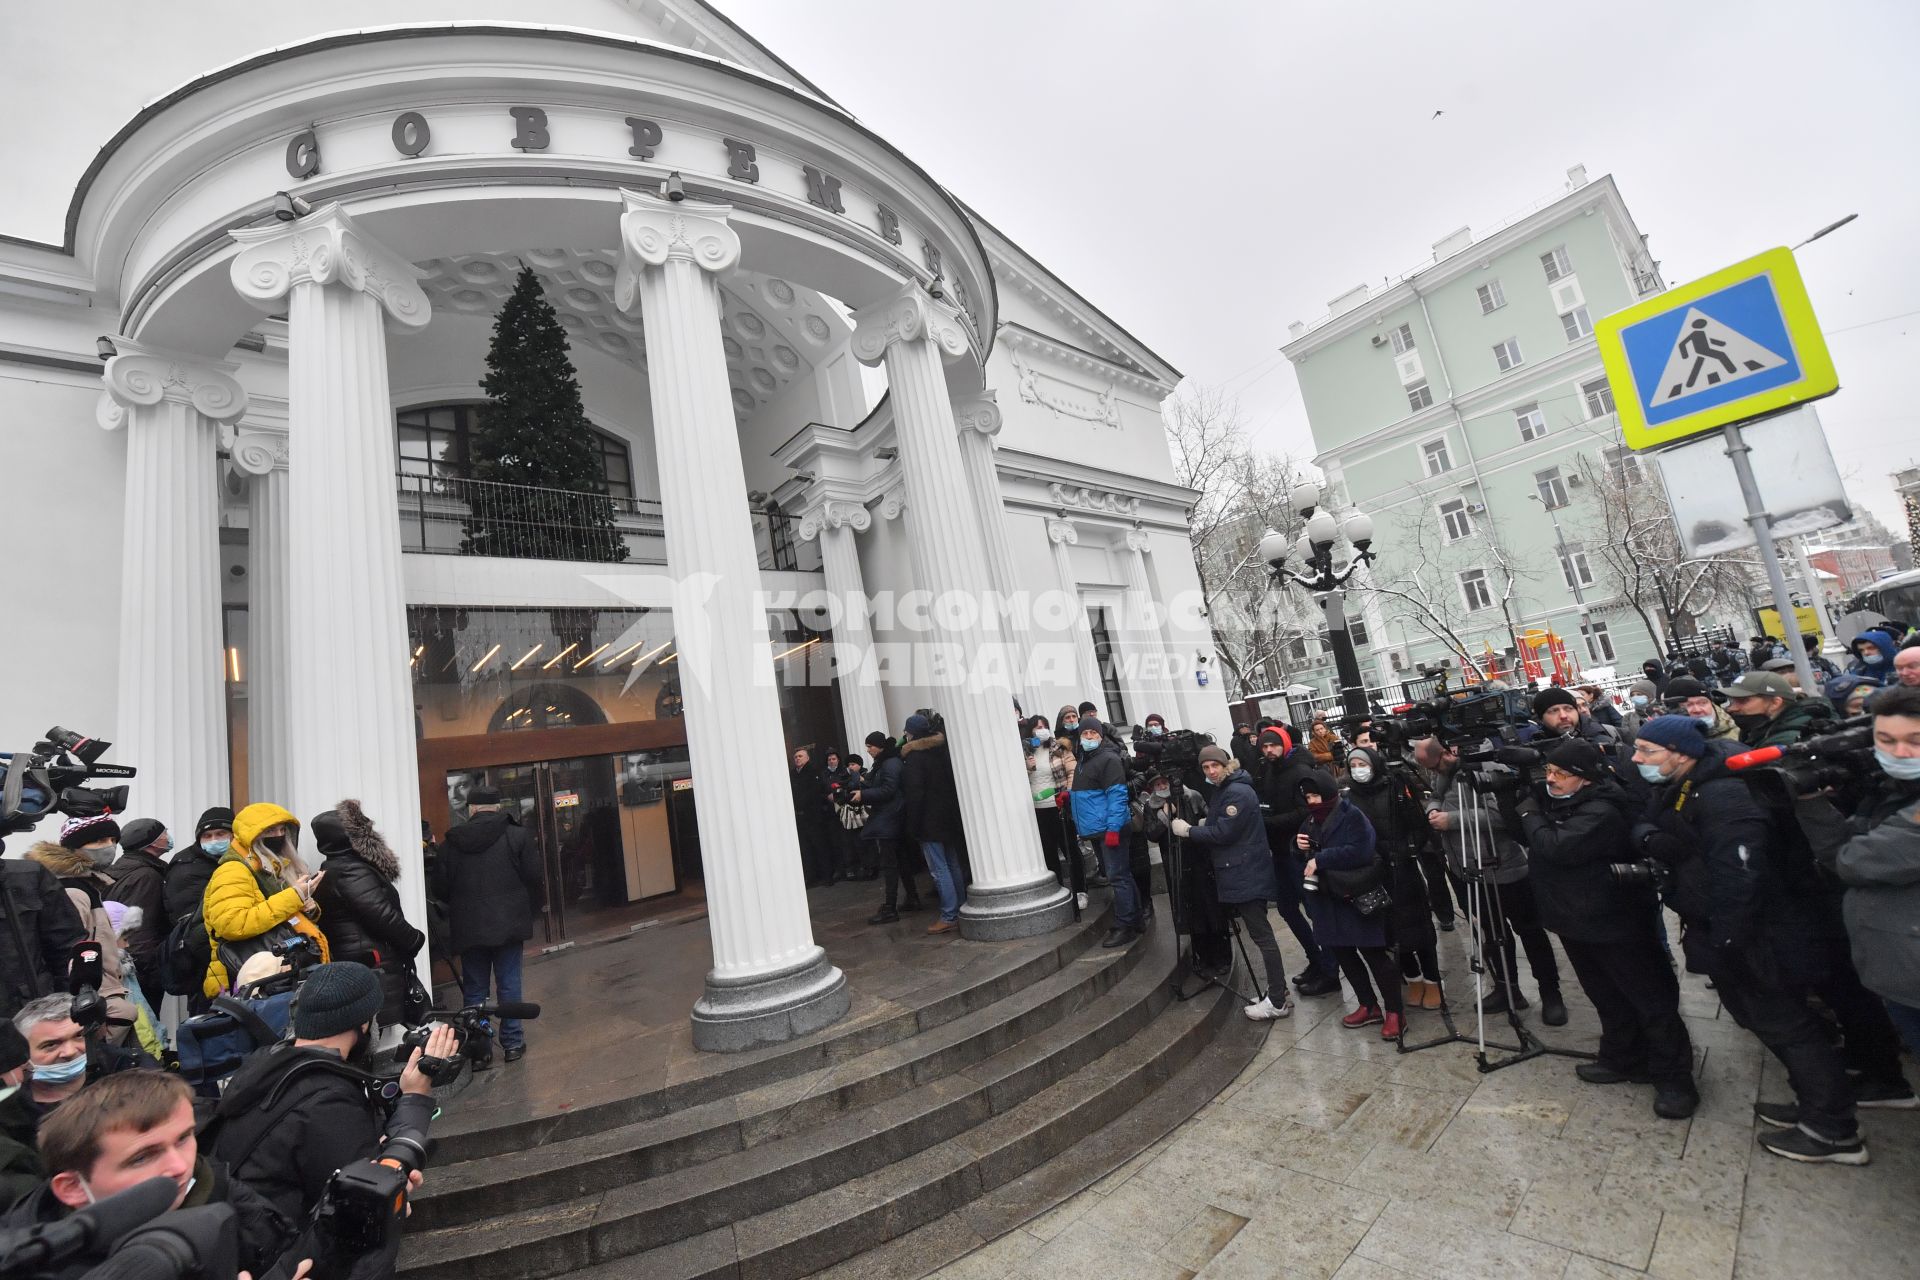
[1259,482,1376,720]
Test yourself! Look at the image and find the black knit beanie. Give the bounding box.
[293,963,385,1039]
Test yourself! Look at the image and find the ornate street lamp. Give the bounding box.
[1258,482,1377,719]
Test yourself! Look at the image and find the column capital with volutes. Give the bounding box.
[229,203,431,329]
[614,189,741,311]
[953,390,1003,438]
[231,421,291,477]
[850,285,971,368]
[1046,517,1079,547]
[797,499,872,541]
[1124,529,1152,555]
[96,340,248,432]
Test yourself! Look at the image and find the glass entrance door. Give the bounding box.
[445,753,669,944]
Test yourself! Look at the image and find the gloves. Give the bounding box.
[1104,831,1121,848]
[1054,791,1069,809]
[1169,818,1192,838]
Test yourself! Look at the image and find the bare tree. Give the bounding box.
[1165,389,1324,696]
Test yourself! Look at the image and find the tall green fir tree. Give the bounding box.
[463,265,627,562]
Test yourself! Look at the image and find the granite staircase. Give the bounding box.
[398,906,1263,1280]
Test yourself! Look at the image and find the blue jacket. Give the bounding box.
[1182,768,1278,904]
[1301,798,1386,948]
[1849,628,1901,684]
[856,749,907,841]
[1068,735,1130,838]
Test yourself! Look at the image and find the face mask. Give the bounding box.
[33,1055,88,1086]
[1304,795,1329,813]
[1348,764,1374,783]
[1729,711,1771,733]
[200,838,231,855]
[1695,715,1716,730]
[1061,721,1078,734]
[1875,749,1920,781]
[83,843,117,868]
[1148,725,1164,737]
[1631,695,1650,709]
[1152,787,1171,801]
[1080,737,1100,752]
[1637,762,1668,783]
[1547,780,1581,799]
[1031,735,1047,748]
[261,834,290,856]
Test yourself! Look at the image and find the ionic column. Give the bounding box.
[230,204,431,944]
[953,392,1032,698]
[853,287,1071,940]
[1047,518,1106,715]
[97,344,247,835]
[231,424,293,805]
[614,189,848,1050]
[1121,530,1176,724]
[799,500,890,746]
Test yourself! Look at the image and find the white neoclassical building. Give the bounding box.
[0,4,1227,1049]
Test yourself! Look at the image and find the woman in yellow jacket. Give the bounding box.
[201,801,329,997]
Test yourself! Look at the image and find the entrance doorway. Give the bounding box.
[442,746,693,944]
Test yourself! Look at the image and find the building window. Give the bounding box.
[1515,404,1547,442]
[1459,569,1493,612]
[1541,245,1572,282]
[1603,444,1645,486]
[1406,378,1433,411]
[1087,605,1128,727]
[1559,543,1595,589]
[1439,498,1474,542]
[1582,377,1616,418]
[1476,280,1506,314]
[1493,338,1524,372]
[1389,322,1416,355]
[395,403,634,499]
[1346,615,1370,648]
[1421,437,1453,476]
[1560,305,1594,341]
[1581,620,1616,663]
[1536,466,1570,510]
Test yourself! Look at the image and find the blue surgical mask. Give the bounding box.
[1080,736,1100,752]
[1875,749,1920,781]
[1695,715,1716,730]
[201,838,231,855]
[1631,695,1650,709]
[32,1055,87,1086]
[1636,762,1668,783]
[1148,725,1164,737]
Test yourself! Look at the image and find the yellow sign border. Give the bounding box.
[1596,245,1838,451]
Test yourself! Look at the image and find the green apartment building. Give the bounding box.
[1282,167,1668,690]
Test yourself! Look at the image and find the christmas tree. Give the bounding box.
[463,266,627,562]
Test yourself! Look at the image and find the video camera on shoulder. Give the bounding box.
[1,725,137,836]
[1725,715,1875,796]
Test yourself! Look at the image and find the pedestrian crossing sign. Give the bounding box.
[1596,246,1838,450]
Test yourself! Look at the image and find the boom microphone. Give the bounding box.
[1726,746,1784,771]
[483,1002,542,1020]
[0,1177,179,1273]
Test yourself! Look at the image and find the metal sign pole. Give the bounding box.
[1721,422,1821,694]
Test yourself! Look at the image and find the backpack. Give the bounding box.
[174,990,295,1084]
[161,907,213,997]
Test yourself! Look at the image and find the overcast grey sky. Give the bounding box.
[726,0,1920,529]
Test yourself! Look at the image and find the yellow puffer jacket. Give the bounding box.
[202,802,329,997]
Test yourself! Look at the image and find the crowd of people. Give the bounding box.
[0,788,526,1276]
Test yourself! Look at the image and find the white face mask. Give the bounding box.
[1348,764,1374,783]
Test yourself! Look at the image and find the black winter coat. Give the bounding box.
[0,859,86,1021]
[1637,740,1773,961]
[791,765,833,832]
[1254,749,1315,853]
[857,749,908,841]
[317,851,426,1025]
[103,847,170,975]
[899,733,965,844]
[1182,769,1278,904]
[436,810,546,951]
[1345,749,1434,952]
[210,1042,434,1269]
[1515,778,1657,942]
[164,845,221,924]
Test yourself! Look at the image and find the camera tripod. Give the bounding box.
[1162,831,1267,1007]
[1394,776,1592,1073]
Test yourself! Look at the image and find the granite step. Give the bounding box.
[397,920,1186,1280]
[431,903,1113,1166]
[554,950,1247,1280]
[408,907,1152,1232]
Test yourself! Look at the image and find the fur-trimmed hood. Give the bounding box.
[898,731,947,757]
[26,840,108,882]
[314,798,402,881]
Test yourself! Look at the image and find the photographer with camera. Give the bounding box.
[1171,746,1293,1021]
[1,1070,294,1278]
[1506,740,1697,1119]
[209,963,455,1278]
[1835,684,1920,1055]
[1414,738,1567,1025]
[1631,716,1867,1163]
[1253,728,1342,998]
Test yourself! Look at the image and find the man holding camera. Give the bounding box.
[208,963,455,1275]
[1,1070,293,1279]
[1631,716,1867,1163]
[1171,746,1293,1021]
[1507,740,1697,1119]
